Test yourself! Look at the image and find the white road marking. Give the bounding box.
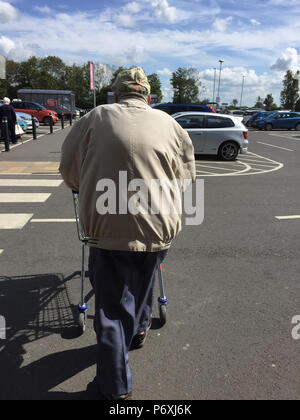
[0,250,3,255]
[256,141,294,151]
[267,133,300,140]
[31,218,76,223]
[275,215,300,220]
[0,179,63,187]
[0,193,51,202]
[0,214,33,229]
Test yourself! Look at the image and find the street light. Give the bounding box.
[240,75,245,108]
[217,59,224,105]
[212,68,217,103]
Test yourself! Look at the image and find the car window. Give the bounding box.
[176,115,205,129]
[12,102,23,109]
[207,116,234,128]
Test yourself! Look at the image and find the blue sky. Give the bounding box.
[1,0,300,105]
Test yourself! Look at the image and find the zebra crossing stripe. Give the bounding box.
[0,193,51,202]
[0,179,63,187]
[0,214,33,229]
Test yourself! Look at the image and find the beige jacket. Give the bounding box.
[59,98,195,252]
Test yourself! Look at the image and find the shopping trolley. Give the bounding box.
[72,190,168,334]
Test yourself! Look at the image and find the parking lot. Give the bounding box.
[0,125,300,400]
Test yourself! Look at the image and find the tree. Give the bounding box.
[171,67,200,104]
[147,73,162,102]
[280,70,299,110]
[263,94,277,111]
[232,99,238,107]
[254,96,264,108]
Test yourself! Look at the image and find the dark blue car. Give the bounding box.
[152,103,216,114]
[256,112,300,131]
[248,111,275,128]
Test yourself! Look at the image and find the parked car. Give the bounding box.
[11,101,58,125]
[247,111,275,128]
[16,112,39,131]
[172,112,248,161]
[152,103,216,114]
[16,116,27,136]
[256,112,300,131]
[242,109,262,125]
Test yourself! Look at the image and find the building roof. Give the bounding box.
[18,89,74,94]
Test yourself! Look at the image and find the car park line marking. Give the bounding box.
[30,218,76,223]
[195,151,283,177]
[0,193,51,202]
[0,179,63,187]
[256,142,294,151]
[267,133,300,140]
[194,164,244,172]
[275,215,300,220]
[0,214,33,229]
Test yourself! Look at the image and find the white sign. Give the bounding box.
[0,55,6,79]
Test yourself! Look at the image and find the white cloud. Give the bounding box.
[212,17,233,32]
[250,19,261,26]
[0,35,15,56]
[151,0,179,23]
[199,66,284,106]
[34,6,52,14]
[271,47,299,72]
[123,2,141,14]
[0,0,18,23]
[116,14,135,27]
[157,67,172,76]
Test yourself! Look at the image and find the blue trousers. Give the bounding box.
[88,247,168,395]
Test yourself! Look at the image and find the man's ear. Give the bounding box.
[147,95,151,105]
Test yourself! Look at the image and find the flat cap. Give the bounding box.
[112,66,151,97]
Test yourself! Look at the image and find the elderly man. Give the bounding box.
[0,97,17,144]
[59,67,195,400]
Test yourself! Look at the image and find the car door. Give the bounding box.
[202,115,235,154]
[175,114,206,153]
[273,113,289,129]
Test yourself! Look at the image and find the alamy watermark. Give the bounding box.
[95,172,204,225]
[0,315,5,340]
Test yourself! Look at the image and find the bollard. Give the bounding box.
[61,113,64,129]
[49,115,53,134]
[69,113,73,126]
[31,115,37,140]
[2,117,10,152]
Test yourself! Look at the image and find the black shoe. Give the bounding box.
[131,318,152,349]
[105,390,133,400]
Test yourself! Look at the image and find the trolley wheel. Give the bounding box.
[79,311,87,333]
[159,303,167,326]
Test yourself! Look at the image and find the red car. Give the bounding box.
[12,101,58,125]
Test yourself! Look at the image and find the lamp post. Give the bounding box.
[216,59,224,106]
[212,68,217,103]
[240,75,245,108]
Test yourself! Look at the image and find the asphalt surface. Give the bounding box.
[0,125,300,400]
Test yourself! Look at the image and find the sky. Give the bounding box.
[1,0,300,106]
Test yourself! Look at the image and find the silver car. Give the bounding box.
[172,112,248,161]
[16,112,39,131]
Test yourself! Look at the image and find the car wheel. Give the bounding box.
[218,141,239,161]
[43,116,51,125]
[265,123,273,131]
[295,123,300,131]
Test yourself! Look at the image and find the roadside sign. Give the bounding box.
[90,61,94,91]
[0,55,6,79]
